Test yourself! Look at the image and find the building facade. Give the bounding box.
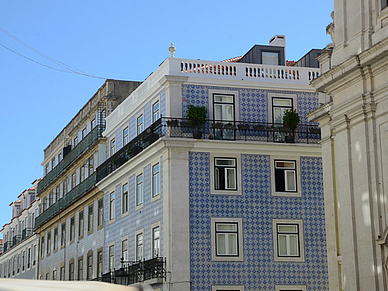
[0,181,40,279]
[309,1,388,290]
[94,37,329,290]
[33,80,141,280]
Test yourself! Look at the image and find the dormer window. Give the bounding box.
[262,51,280,65]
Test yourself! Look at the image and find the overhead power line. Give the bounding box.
[0,26,107,79]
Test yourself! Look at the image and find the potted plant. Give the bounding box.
[187,104,207,139]
[283,109,300,143]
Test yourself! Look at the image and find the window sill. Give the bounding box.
[151,194,161,203]
[211,190,242,196]
[135,203,144,211]
[272,191,301,198]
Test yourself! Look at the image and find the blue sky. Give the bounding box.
[0,1,333,235]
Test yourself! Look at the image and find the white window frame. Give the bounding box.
[122,183,129,215]
[152,163,160,199]
[135,230,144,262]
[135,173,144,209]
[271,156,301,197]
[151,221,161,258]
[121,237,129,262]
[109,191,115,222]
[137,114,144,135]
[275,286,306,291]
[273,219,304,262]
[211,217,243,262]
[208,89,239,122]
[152,100,160,122]
[108,244,115,271]
[110,138,116,156]
[268,93,297,125]
[123,126,129,146]
[212,286,245,291]
[214,158,237,191]
[210,154,241,196]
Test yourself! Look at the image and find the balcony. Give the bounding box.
[96,117,320,183]
[3,241,11,253]
[12,235,21,247]
[35,172,96,229]
[99,257,165,285]
[37,125,103,195]
[22,228,33,240]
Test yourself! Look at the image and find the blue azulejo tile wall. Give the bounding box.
[189,152,328,291]
[103,157,163,273]
[182,85,319,124]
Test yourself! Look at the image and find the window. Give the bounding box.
[137,115,144,135]
[152,164,160,198]
[110,138,116,156]
[51,158,56,169]
[69,261,74,280]
[58,152,62,162]
[46,272,50,280]
[33,245,36,265]
[79,211,84,237]
[70,217,75,242]
[88,156,94,175]
[88,205,93,232]
[109,192,115,220]
[274,160,297,193]
[211,218,243,261]
[56,186,60,202]
[275,286,306,291]
[272,97,293,125]
[383,0,388,10]
[60,266,65,281]
[82,128,87,139]
[98,199,104,226]
[136,233,143,261]
[153,101,160,122]
[273,219,304,262]
[80,166,85,182]
[212,286,245,291]
[73,136,78,147]
[122,239,128,261]
[97,250,103,278]
[72,173,76,189]
[27,248,31,268]
[91,118,96,129]
[214,158,237,191]
[152,226,160,258]
[109,245,114,271]
[22,251,25,271]
[78,258,83,281]
[61,223,66,247]
[122,183,129,214]
[45,164,49,176]
[47,231,51,255]
[136,174,143,206]
[123,127,129,146]
[63,180,67,196]
[54,228,58,251]
[52,269,57,280]
[87,253,93,280]
[213,94,235,139]
[40,236,45,258]
[262,51,279,65]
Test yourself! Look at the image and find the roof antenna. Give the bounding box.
[169,43,176,57]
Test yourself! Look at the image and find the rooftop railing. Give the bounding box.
[37,125,103,195]
[34,172,96,229]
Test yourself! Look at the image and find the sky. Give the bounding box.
[0,0,334,235]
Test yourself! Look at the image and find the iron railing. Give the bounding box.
[35,172,96,229]
[96,117,320,184]
[96,119,162,183]
[12,235,21,247]
[21,228,33,240]
[3,241,11,253]
[37,125,103,195]
[99,257,165,285]
[162,117,321,143]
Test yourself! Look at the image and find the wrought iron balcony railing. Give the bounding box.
[35,172,96,229]
[99,257,165,285]
[96,117,320,184]
[12,235,21,247]
[3,241,11,253]
[37,125,103,195]
[22,228,33,240]
[96,119,162,183]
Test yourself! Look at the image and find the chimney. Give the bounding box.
[269,35,286,63]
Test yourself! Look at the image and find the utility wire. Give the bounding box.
[0,26,107,79]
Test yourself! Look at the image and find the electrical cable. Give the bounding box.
[0,26,107,79]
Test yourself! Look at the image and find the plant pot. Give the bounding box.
[193,128,202,139]
[285,133,295,143]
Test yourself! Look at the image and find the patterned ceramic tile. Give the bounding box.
[189,152,328,291]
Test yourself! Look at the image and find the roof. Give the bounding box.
[222,56,242,63]
[286,60,296,66]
